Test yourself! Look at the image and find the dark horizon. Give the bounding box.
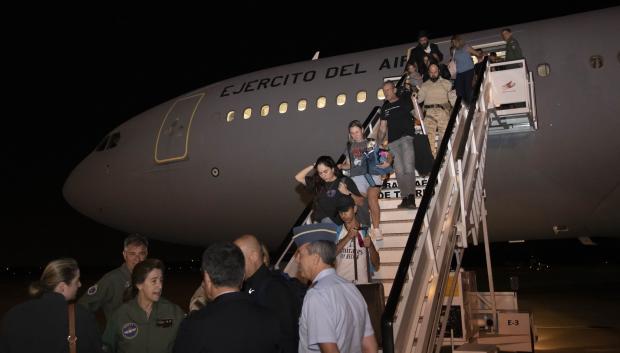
[3,3,618,268]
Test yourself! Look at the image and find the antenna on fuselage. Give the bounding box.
[312,51,320,60]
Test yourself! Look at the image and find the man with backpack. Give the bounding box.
[234,234,304,353]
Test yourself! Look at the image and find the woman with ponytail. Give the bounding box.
[0,258,102,352]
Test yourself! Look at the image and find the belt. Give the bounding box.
[424,104,447,109]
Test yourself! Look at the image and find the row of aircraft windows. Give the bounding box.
[226,89,387,122]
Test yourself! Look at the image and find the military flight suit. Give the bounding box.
[102,297,185,353]
[79,264,132,321]
[505,37,523,61]
[417,77,453,157]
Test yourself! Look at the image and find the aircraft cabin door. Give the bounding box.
[154,93,204,164]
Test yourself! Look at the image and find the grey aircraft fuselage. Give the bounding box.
[63,7,620,249]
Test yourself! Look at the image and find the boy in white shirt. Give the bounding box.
[335,195,380,283]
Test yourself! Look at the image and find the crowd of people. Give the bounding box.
[0,29,522,353]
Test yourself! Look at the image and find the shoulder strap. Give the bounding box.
[347,141,353,168]
[353,232,358,283]
[68,303,77,353]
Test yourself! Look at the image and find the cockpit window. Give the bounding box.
[107,132,121,149]
[96,135,109,152]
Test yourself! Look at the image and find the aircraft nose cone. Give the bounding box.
[63,153,115,220]
[63,158,93,216]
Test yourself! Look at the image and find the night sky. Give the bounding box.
[3,3,618,269]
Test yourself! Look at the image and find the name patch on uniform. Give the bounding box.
[87,284,98,296]
[156,318,174,328]
[122,323,139,339]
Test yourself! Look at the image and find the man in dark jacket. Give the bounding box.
[408,31,444,79]
[173,242,281,353]
[234,234,302,353]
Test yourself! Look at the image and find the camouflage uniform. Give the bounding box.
[417,77,453,156]
[79,264,132,321]
[505,37,523,61]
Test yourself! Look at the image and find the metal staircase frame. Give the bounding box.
[382,58,493,353]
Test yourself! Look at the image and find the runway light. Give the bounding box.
[552,225,568,235]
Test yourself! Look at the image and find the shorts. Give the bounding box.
[352,175,383,195]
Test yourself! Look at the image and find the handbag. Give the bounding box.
[448,59,457,79]
[365,144,394,176]
[68,303,77,353]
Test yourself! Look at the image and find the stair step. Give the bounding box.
[380,208,417,222]
[377,234,409,248]
[378,248,406,263]
[373,263,399,280]
[378,196,422,210]
[379,197,406,209]
[380,220,414,234]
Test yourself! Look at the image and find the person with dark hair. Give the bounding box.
[101,259,184,353]
[187,240,273,312]
[295,155,364,224]
[173,242,281,353]
[407,31,444,79]
[335,195,380,284]
[293,224,378,353]
[79,234,149,321]
[501,28,523,61]
[0,258,103,353]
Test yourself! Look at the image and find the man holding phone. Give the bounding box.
[335,195,381,284]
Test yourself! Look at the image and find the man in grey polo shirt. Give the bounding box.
[293,223,378,353]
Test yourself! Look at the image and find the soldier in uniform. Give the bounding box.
[501,28,523,61]
[294,223,378,353]
[102,259,184,353]
[416,64,453,157]
[79,234,148,321]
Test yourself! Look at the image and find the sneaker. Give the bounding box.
[372,227,383,241]
[406,194,418,209]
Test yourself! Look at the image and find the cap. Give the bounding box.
[417,30,429,40]
[335,194,355,213]
[293,223,338,247]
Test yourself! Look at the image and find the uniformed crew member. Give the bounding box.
[234,234,302,353]
[174,242,281,353]
[294,223,378,353]
[501,28,523,61]
[0,258,103,353]
[79,234,148,321]
[102,259,184,353]
[416,64,453,157]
